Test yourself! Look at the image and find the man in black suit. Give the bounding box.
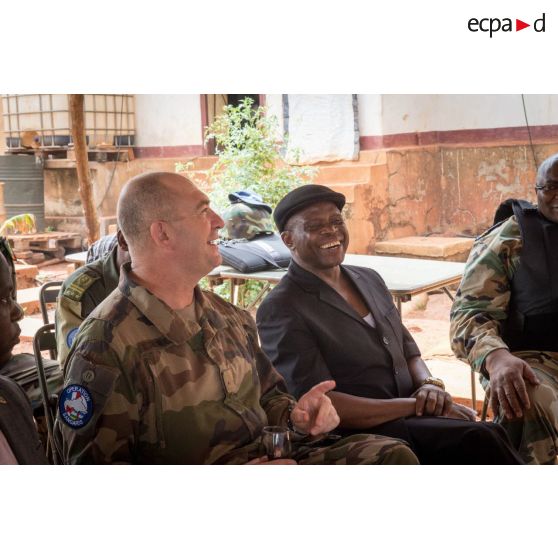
[256,184,523,464]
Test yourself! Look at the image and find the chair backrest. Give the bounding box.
[33,323,61,464]
[39,281,63,326]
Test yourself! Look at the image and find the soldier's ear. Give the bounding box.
[149,221,170,247]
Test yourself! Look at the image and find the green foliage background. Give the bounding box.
[177,97,316,214]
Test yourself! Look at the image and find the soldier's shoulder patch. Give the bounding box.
[63,270,102,302]
[58,384,94,429]
[66,327,79,348]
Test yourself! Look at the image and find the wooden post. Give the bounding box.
[69,94,99,245]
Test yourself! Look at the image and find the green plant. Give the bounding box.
[177,97,316,214]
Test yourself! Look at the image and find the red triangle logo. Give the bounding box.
[516,19,530,31]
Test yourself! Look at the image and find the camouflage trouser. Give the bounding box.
[295,433,419,465]
[480,351,558,465]
[221,433,418,464]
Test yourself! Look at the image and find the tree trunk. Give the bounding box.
[69,94,99,245]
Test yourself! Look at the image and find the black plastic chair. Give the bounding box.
[39,280,63,325]
[39,281,62,360]
[33,323,61,465]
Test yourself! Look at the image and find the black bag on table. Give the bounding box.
[218,233,291,273]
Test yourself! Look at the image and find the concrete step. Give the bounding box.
[357,150,387,165]
[187,156,218,171]
[315,164,374,184]
[375,236,474,262]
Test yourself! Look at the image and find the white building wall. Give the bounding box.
[358,94,558,136]
[134,94,202,146]
[356,94,383,136]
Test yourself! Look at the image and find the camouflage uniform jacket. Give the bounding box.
[450,215,525,375]
[54,263,295,464]
[56,245,120,368]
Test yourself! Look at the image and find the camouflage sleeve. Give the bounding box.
[53,319,136,464]
[55,275,101,369]
[239,308,295,427]
[55,293,84,369]
[450,217,522,375]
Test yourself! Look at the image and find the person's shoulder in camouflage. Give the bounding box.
[55,244,121,368]
[450,215,522,373]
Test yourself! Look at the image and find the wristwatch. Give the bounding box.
[420,377,445,390]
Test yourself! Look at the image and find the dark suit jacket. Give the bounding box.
[256,261,421,400]
[0,375,47,464]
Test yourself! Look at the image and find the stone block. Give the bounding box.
[375,236,474,261]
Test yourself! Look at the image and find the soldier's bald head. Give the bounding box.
[536,153,558,186]
[117,172,196,248]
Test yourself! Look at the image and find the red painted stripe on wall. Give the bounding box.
[360,124,558,149]
[134,145,205,158]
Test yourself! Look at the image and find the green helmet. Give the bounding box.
[222,202,275,240]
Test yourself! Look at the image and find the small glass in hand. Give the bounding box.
[260,426,292,461]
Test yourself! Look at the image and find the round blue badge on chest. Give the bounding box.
[66,327,79,348]
[59,384,94,429]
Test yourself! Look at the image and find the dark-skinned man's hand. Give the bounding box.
[412,385,453,417]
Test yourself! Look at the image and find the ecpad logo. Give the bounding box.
[468,13,546,37]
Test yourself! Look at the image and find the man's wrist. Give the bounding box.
[286,403,308,436]
[418,376,446,390]
[484,348,511,375]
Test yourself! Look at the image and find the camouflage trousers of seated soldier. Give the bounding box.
[222,433,418,464]
[294,433,418,465]
[480,350,558,465]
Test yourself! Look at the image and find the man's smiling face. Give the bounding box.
[282,201,349,272]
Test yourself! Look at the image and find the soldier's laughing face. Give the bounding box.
[168,183,225,278]
[282,201,349,272]
[0,253,24,367]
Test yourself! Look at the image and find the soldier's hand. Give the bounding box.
[413,385,452,417]
[486,349,540,420]
[447,402,477,422]
[246,456,298,465]
[291,380,340,436]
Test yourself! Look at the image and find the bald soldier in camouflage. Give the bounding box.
[451,153,558,464]
[53,172,418,464]
[55,232,130,368]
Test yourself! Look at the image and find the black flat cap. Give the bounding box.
[274,184,346,232]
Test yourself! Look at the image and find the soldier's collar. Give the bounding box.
[119,264,203,345]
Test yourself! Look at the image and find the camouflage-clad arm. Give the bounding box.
[54,319,138,464]
[450,217,522,375]
[240,309,296,427]
[55,272,102,369]
[55,293,84,369]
